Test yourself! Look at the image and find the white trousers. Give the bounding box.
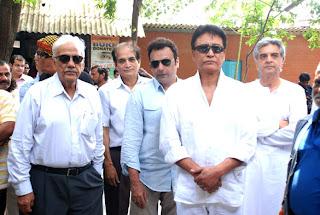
[176,202,241,215]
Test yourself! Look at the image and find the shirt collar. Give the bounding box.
[152,78,164,93]
[51,73,86,99]
[114,74,145,89]
[195,69,226,87]
[17,74,27,81]
[152,76,180,93]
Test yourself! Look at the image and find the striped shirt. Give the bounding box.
[0,90,16,189]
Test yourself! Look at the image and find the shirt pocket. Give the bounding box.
[144,103,162,130]
[80,111,98,138]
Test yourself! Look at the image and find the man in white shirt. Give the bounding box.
[9,55,33,89]
[159,24,256,215]
[8,35,104,215]
[99,42,150,215]
[242,37,307,215]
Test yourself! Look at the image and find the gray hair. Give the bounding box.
[253,37,286,60]
[52,35,86,60]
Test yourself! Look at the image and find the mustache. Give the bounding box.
[0,80,9,84]
[64,69,77,73]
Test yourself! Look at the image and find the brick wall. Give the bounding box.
[121,30,320,84]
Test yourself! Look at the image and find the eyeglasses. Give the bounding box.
[194,44,225,54]
[150,58,174,68]
[35,51,50,59]
[55,55,83,64]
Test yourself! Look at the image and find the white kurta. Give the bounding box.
[242,79,307,215]
[160,71,256,209]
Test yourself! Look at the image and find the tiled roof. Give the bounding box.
[18,0,145,37]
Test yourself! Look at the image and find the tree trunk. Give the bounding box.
[131,0,142,43]
[0,0,22,62]
[235,34,242,81]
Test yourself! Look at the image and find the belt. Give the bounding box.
[32,162,92,176]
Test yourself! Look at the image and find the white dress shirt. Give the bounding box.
[8,73,104,196]
[98,75,150,148]
[160,71,256,206]
[242,79,307,215]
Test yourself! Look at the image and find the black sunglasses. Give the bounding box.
[150,58,174,68]
[55,55,83,64]
[194,44,225,54]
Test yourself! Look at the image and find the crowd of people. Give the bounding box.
[0,24,319,215]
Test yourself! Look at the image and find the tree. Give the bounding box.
[206,0,320,82]
[0,0,37,62]
[0,0,22,62]
[95,0,195,42]
[132,0,143,42]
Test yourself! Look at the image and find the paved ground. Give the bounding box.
[102,191,162,215]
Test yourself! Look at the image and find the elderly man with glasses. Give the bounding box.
[8,35,104,215]
[19,35,58,102]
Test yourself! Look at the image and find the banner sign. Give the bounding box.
[91,35,119,77]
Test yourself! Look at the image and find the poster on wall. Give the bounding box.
[91,35,119,78]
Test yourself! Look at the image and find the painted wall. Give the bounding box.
[122,30,320,85]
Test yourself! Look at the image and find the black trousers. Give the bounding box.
[104,147,130,215]
[0,188,6,215]
[29,165,103,215]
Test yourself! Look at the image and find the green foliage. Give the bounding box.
[94,0,117,20]
[141,0,195,22]
[303,29,320,49]
[11,0,37,4]
[93,0,195,22]
[206,0,297,47]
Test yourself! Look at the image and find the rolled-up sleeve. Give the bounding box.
[160,91,189,166]
[121,90,144,175]
[227,90,257,169]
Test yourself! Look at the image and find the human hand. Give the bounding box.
[191,166,222,193]
[18,192,34,215]
[131,180,148,209]
[104,164,120,187]
[279,120,289,129]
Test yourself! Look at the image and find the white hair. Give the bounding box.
[253,37,286,60]
[52,35,86,59]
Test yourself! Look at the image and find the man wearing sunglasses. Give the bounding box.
[8,35,104,215]
[242,38,307,215]
[19,35,58,102]
[99,42,150,215]
[121,38,179,215]
[159,24,256,215]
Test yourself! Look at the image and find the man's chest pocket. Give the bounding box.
[144,103,162,128]
[80,111,98,137]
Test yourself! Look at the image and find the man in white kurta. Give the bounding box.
[160,24,256,215]
[242,37,307,215]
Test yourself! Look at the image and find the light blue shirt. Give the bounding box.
[19,73,40,102]
[121,78,175,192]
